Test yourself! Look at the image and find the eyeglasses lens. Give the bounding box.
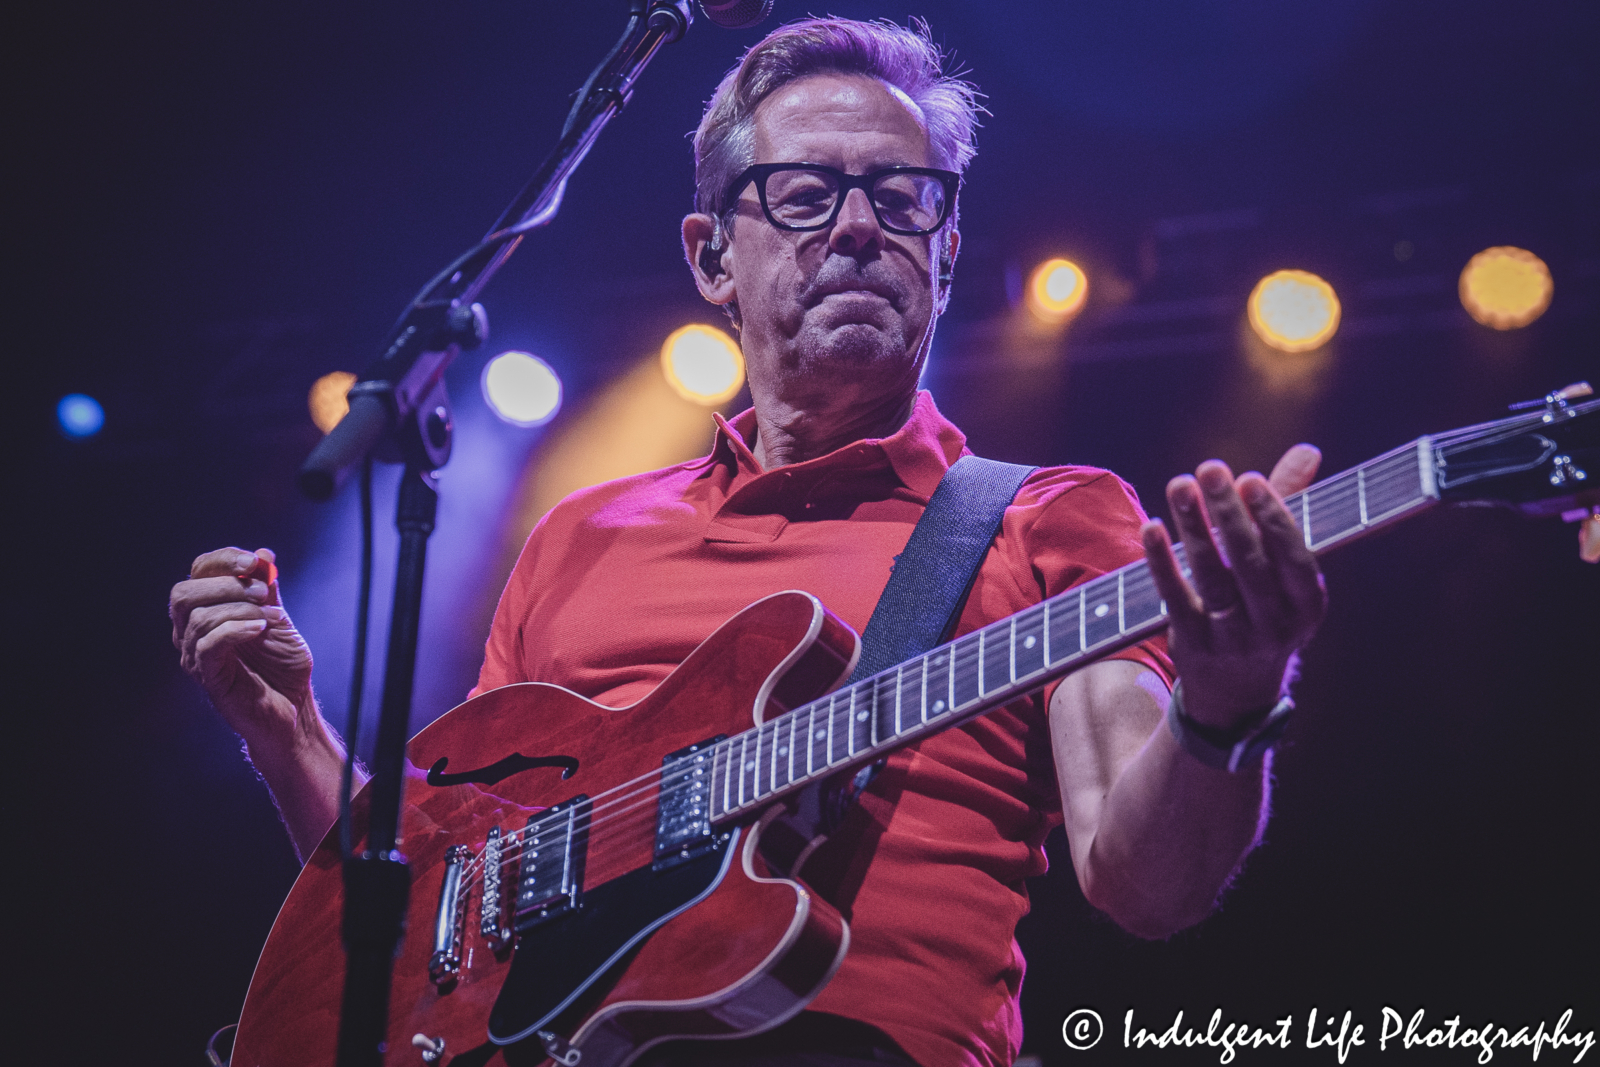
[763,169,946,233]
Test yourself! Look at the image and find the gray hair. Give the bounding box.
[692,18,982,222]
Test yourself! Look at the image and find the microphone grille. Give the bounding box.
[699,0,773,29]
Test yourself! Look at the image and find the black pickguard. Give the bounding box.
[487,828,739,1045]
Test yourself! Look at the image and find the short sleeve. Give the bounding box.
[1006,467,1176,695]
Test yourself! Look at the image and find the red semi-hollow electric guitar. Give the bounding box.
[229,390,1596,1067]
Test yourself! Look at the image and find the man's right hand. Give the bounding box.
[170,547,313,749]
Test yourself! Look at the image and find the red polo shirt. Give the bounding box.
[475,391,1173,1067]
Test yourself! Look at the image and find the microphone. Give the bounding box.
[699,0,772,29]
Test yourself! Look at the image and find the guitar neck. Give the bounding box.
[706,436,1441,824]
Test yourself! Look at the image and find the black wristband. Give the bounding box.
[1165,680,1294,772]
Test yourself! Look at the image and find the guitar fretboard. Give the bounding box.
[701,437,1439,822]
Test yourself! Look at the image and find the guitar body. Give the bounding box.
[229,391,1600,1066]
[232,591,859,1067]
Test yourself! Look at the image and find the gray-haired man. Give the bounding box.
[172,18,1326,1067]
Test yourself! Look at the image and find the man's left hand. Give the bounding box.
[1142,444,1328,730]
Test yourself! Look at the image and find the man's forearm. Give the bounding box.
[1084,715,1269,937]
[1051,663,1270,940]
[242,694,367,862]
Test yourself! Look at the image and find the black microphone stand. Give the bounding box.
[296,4,697,1064]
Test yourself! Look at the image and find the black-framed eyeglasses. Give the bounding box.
[722,163,959,236]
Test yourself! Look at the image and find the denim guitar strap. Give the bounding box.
[761,455,1037,875]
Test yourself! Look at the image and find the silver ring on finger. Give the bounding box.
[1206,602,1243,623]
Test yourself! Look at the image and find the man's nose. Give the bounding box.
[829,186,885,256]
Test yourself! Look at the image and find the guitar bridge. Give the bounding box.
[653,736,727,872]
[513,796,590,933]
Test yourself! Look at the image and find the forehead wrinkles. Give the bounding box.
[751,74,930,162]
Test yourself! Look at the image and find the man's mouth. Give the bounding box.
[810,283,897,308]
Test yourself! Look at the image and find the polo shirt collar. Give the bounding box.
[706,390,967,503]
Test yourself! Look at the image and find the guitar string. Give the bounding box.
[453,657,966,882]
[453,464,1427,899]
[451,666,998,897]
[446,448,1445,904]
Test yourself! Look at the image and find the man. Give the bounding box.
[171,19,1326,1067]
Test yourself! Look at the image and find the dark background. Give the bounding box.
[13,1,1597,1063]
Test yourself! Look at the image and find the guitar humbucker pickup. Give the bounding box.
[513,796,590,933]
[653,736,726,872]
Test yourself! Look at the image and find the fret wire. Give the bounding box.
[1358,466,1368,525]
[864,678,876,749]
[1042,594,1051,669]
[813,701,824,775]
[1008,616,1017,687]
[784,714,795,787]
[1078,584,1087,652]
[976,628,986,696]
[921,652,934,726]
[828,690,842,766]
[881,671,895,743]
[1117,569,1126,633]
[710,742,723,820]
[739,735,752,809]
[787,713,797,785]
[889,666,900,737]
[775,717,785,791]
[759,721,770,799]
[705,744,716,820]
[895,662,909,736]
[943,645,955,714]
[752,728,763,800]
[752,722,763,800]
[1301,489,1312,548]
[862,681,875,753]
[952,634,981,708]
[777,713,790,790]
[850,683,863,756]
[747,728,758,802]
[812,700,825,777]
[838,687,853,762]
[767,719,779,796]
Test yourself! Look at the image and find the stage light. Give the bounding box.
[661,324,744,406]
[1027,258,1088,320]
[1247,270,1341,353]
[483,351,562,426]
[1459,246,1552,330]
[57,393,104,438]
[308,371,357,434]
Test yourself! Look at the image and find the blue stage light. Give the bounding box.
[58,394,105,438]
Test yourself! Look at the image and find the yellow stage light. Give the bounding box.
[661,324,745,405]
[1248,270,1341,353]
[308,371,357,434]
[1027,258,1089,320]
[1459,246,1552,330]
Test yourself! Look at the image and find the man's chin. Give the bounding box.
[800,321,910,366]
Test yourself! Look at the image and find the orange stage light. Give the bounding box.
[1247,270,1341,353]
[1027,258,1089,321]
[1459,246,1552,330]
[661,324,745,406]
[308,371,357,434]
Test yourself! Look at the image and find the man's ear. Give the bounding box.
[683,213,737,307]
[933,228,960,314]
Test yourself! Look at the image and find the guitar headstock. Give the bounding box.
[1432,383,1598,519]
